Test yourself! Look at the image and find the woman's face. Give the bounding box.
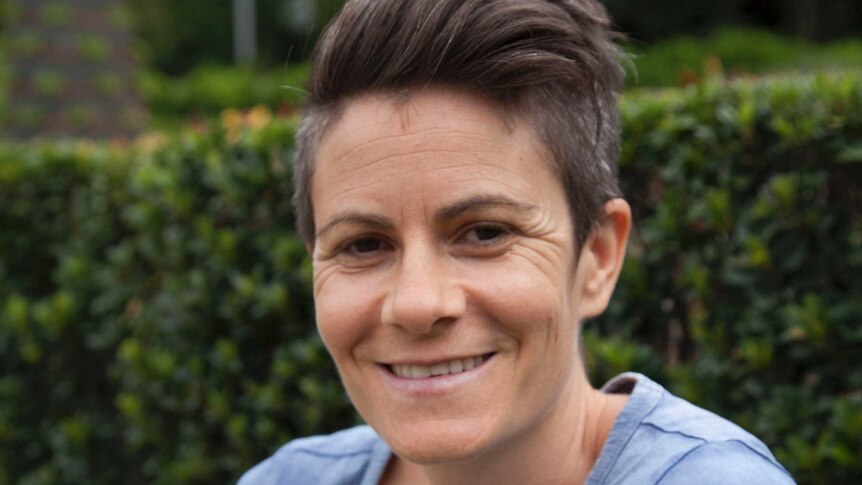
[311,89,602,463]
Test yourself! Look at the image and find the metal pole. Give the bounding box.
[233,0,257,63]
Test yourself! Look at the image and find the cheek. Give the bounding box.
[463,253,571,336]
[313,272,384,359]
[464,259,579,412]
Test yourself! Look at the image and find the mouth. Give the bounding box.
[383,353,496,379]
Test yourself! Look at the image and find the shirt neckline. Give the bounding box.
[365,372,663,485]
[584,372,664,485]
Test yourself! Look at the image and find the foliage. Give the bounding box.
[627,27,862,88]
[139,64,308,129]
[0,113,355,484]
[1,72,860,484]
[0,40,7,126]
[587,72,862,485]
[128,0,237,74]
[128,0,346,75]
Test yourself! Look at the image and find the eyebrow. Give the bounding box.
[315,213,394,239]
[315,194,537,239]
[435,194,538,222]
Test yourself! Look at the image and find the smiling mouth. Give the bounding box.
[385,353,496,379]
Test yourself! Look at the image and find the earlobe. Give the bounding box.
[579,198,632,319]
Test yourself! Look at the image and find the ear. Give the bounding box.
[577,198,631,319]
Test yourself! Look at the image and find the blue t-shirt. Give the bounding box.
[238,373,795,484]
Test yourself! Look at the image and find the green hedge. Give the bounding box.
[627,28,862,87]
[139,64,309,128]
[589,72,862,484]
[1,72,860,484]
[0,115,355,484]
[0,41,8,126]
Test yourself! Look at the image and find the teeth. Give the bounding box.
[430,363,449,376]
[391,355,488,379]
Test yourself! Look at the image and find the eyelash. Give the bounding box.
[457,223,515,247]
[340,235,391,258]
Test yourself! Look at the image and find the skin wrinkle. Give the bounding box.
[316,158,536,212]
[317,177,399,207]
[322,142,548,214]
[311,262,343,293]
[506,246,566,288]
[324,123,502,170]
[495,212,572,284]
[320,100,519,162]
[330,147,480,179]
[424,164,530,183]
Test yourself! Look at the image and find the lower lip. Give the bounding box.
[379,354,496,396]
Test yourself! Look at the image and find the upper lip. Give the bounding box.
[380,352,495,366]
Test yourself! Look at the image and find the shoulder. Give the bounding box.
[655,440,796,485]
[237,425,391,485]
[593,373,795,485]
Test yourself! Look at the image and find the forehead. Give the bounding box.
[319,89,520,161]
[311,88,563,223]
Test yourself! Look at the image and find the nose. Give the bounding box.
[380,245,466,334]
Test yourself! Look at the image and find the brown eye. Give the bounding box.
[461,224,512,246]
[473,226,505,241]
[343,236,389,257]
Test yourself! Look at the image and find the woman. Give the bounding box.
[240,1,795,483]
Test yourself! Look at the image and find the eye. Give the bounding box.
[459,223,513,246]
[342,236,390,258]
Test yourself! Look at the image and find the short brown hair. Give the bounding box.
[294,0,625,249]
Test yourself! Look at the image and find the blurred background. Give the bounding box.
[2,0,861,135]
[0,1,860,484]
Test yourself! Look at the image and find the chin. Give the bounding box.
[382,422,492,465]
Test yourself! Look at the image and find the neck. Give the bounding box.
[384,369,627,485]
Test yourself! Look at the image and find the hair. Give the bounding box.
[293,0,625,250]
